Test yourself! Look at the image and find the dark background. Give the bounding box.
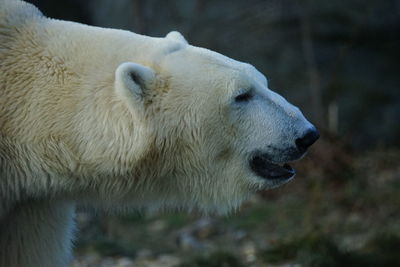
[24,1,400,266]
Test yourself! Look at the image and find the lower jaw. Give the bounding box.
[256,174,295,190]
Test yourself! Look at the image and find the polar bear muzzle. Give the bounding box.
[249,127,319,180]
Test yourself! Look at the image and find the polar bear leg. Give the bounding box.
[0,200,75,267]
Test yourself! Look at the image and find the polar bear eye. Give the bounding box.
[234,90,253,102]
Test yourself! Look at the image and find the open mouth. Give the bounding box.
[249,154,295,180]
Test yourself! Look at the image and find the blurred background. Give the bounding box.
[26,0,400,266]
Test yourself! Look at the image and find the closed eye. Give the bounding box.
[235,91,253,102]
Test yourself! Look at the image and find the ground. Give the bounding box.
[71,137,400,267]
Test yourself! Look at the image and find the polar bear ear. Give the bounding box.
[165,31,188,44]
[115,62,155,107]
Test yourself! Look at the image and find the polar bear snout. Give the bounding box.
[295,127,320,153]
[247,118,319,182]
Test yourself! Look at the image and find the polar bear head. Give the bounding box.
[112,31,319,214]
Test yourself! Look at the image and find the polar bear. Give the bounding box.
[0,0,319,266]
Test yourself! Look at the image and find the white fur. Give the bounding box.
[0,1,313,266]
[165,30,188,44]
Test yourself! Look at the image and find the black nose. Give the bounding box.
[295,128,320,152]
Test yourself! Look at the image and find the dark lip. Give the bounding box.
[249,154,295,180]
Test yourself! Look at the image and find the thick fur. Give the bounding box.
[0,1,315,266]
